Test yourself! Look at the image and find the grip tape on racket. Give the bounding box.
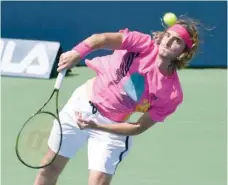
[54,69,67,90]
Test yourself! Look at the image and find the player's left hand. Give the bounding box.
[77,118,98,130]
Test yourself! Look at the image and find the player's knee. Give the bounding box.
[88,178,110,185]
[38,163,62,178]
[88,171,112,185]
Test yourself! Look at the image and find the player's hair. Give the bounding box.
[152,16,201,70]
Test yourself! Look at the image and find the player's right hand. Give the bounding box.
[77,118,98,130]
[57,50,81,72]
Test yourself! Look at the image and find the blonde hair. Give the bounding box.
[152,16,201,69]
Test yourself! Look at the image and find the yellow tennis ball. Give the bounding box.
[163,13,177,26]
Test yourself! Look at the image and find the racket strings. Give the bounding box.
[16,97,62,168]
[16,71,66,169]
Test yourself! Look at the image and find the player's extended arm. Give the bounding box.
[84,32,124,50]
[57,32,124,72]
[78,112,157,136]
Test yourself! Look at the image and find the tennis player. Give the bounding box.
[34,18,200,185]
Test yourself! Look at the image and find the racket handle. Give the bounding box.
[54,69,67,90]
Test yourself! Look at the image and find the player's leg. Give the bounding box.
[87,131,132,185]
[33,86,89,185]
[88,170,113,185]
[33,149,69,185]
[33,115,88,185]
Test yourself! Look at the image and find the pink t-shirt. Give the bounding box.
[85,28,183,122]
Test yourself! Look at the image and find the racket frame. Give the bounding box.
[15,88,63,169]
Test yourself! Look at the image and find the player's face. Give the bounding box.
[158,30,186,60]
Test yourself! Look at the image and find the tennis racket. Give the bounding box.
[15,69,67,169]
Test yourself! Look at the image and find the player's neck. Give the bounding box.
[156,55,175,76]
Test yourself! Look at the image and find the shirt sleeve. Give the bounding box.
[148,97,183,122]
[118,28,153,53]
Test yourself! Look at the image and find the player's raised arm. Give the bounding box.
[57,32,124,72]
[57,29,152,72]
[83,32,124,50]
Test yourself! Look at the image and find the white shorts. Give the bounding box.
[48,83,132,175]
